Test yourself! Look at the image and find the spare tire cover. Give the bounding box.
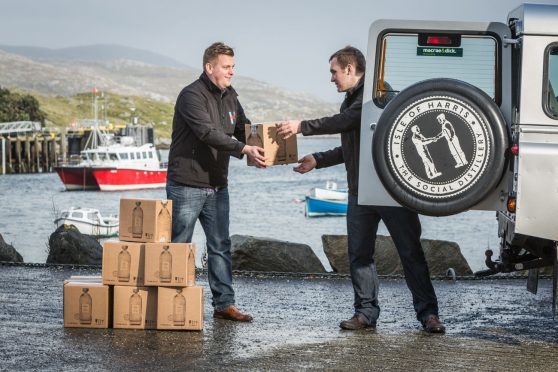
[372,78,508,216]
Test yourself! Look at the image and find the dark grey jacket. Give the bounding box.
[300,76,364,196]
[167,73,249,188]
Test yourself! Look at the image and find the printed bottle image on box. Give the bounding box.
[144,243,196,287]
[79,288,92,324]
[157,201,171,242]
[119,198,173,243]
[117,245,131,282]
[187,245,195,286]
[173,288,186,326]
[129,288,142,325]
[132,201,143,239]
[159,245,172,283]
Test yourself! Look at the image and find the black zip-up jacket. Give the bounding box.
[300,76,363,196]
[167,73,249,188]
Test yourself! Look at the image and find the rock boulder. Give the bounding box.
[0,233,24,263]
[47,225,102,265]
[231,235,326,273]
[322,234,472,276]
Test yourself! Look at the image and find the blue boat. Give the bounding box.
[305,186,348,217]
[305,196,348,217]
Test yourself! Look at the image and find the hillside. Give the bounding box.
[0,44,189,69]
[0,46,338,131]
[34,91,175,140]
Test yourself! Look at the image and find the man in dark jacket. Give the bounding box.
[166,42,265,322]
[277,46,445,333]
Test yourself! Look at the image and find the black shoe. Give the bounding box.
[422,315,445,333]
[339,314,375,330]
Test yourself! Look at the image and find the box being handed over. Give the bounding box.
[119,198,172,243]
[244,122,298,166]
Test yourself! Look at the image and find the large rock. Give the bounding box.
[231,235,326,273]
[0,233,24,263]
[47,225,102,265]
[322,234,472,276]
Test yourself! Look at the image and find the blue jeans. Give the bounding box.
[166,180,234,311]
[347,195,439,325]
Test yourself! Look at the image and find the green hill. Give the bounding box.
[36,91,174,139]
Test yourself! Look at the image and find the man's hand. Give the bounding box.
[276,120,301,139]
[242,145,267,168]
[293,154,317,174]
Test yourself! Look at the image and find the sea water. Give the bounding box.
[0,136,498,271]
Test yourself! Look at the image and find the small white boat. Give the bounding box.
[308,187,348,201]
[305,181,349,217]
[54,207,119,237]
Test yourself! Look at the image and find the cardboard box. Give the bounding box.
[157,286,203,331]
[119,198,172,243]
[63,279,112,328]
[245,123,298,166]
[102,240,145,286]
[113,286,157,329]
[144,243,196,287]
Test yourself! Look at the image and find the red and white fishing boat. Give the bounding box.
[54,89,167,191]
[55,142,167,191]
[54,118,167,191]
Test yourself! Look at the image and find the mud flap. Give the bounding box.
[553,243,558,319]
[527,268,539,295]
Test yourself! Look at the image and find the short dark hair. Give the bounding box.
[203,42,234,67]
[329,46,365,74]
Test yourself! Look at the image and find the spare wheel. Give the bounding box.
[372,78,508,216]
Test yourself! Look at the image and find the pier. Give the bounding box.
[0,121,154,175]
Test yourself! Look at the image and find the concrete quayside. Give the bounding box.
[1,263,558,370]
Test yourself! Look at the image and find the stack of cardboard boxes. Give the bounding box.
[63,198,203,331]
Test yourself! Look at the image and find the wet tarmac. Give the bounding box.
[1,264,558,371]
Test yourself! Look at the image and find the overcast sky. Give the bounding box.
[1,0,556,103]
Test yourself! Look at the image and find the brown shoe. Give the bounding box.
[339,314,376,330]
[422,315,446,333]
[213,305,253,322]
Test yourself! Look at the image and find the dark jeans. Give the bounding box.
[347,195,439,324]
[166,180,234,311]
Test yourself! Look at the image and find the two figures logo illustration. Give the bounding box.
[410,113,468,179]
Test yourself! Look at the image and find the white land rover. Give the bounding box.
[360,3,558,313]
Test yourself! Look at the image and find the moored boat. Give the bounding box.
[54,207,119,237]
[305,195,348,217]
[308,187,348,201]
[55,142,167,191]
[305,182,348,217]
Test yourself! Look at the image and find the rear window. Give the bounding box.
[544,43,558,119]
[374,32,499,107]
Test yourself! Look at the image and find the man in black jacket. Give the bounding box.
[277,46,445,333]
[166,42,265,322]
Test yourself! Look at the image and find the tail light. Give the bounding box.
[510,143,519,156]
[507,197,516,213]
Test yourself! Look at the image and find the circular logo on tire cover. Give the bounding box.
[387,96,491,199]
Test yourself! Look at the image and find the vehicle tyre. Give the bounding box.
[372,78,508,216]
